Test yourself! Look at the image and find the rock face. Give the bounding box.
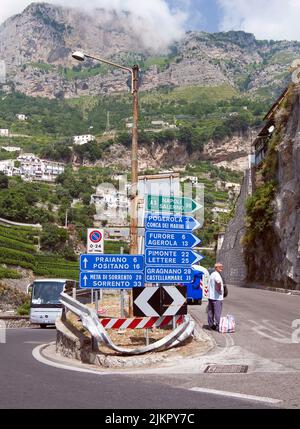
[273,87,300,289]
[1,3,300,98]
[223,85,300,289]
[79,133,251,172]
[217,170,250,286]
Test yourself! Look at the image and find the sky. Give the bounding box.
[1,0,300,42]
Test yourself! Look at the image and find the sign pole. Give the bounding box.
[95,289,98,315]
[145,328,150,346]
[120,246,125,318]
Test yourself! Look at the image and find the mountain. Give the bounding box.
[1,2,300,99]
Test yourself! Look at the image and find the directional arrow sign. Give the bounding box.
[145,213,201,232]
[145,266,194,284]
[145,249,204,265]
[133,286,187,317]
[146,195,201,214]
[145,231,201,249]
[80,272,144,289]
[80,254,144,272]
[161,286,187,316]
[133,286,161,317]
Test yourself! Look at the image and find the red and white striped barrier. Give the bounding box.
[99,315,184,330]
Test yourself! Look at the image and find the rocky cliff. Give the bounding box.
[1,3,300,98]
[244,85,300,289]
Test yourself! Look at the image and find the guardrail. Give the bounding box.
[60,292,195,356]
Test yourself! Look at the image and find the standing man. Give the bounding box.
[207,263,224,331]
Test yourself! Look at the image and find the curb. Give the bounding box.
[229,284,300,297]
[35,320,215,374]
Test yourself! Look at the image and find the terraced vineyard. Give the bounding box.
[0,224,79,280]
[0,224,130,281]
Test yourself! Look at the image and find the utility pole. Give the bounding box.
[72,52,140,317]
[129,65,139,256]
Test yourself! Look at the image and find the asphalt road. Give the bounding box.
[0,327,273,409]
[1,285,299,409]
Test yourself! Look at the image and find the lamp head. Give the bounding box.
[72,51,85,62]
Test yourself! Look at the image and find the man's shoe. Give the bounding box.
[211,325,217,331]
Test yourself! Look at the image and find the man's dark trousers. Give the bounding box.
[208,299,223,329]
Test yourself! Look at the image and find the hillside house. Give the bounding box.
[0,129,9,137]
[73,134,96,145]
[253,87,289,167]
[16,114,27,121]
[1,146,21,152]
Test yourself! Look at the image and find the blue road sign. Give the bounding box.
[80,254,144,272]
[145,213,201,232]
[145,266,194,284]
[80,272,144,289]
[145,249,204,266]
[145,231,201,249]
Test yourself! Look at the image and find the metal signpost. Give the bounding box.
[146,195,202,214]
[145,249,203,265]
[144,194,203,329]
[145,231,201,249]
[79,254,144,290]
[145,213,201,232]
[144,194,203,285]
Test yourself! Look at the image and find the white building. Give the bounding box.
[91,185,129,226]
[150,120,176,129]
[0,160,20,177]
[16,114,27,121]
[73,134,96,145]
[180,176,198,184]
[212,207,230,215]
[15,154,65,182]
[1,146,21,152]
[0,129,9,137]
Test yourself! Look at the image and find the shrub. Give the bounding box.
[243,182,277,245]
[17,300,31,316]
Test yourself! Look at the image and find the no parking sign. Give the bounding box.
[87,228,104,254]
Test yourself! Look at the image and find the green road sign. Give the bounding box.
[146,195,201,214]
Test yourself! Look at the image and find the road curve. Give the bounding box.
[0,327,274,409]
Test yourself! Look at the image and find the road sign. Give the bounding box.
[80,254,144,271]
[145,213,201,232]
[161,286,187,316]
[133,286,187,317]
[145,249,204,265]
[145,231,201,249]
[80,272,144,289]
[87,228,104,254]
[146,195,201,214]
[145,266,194,283]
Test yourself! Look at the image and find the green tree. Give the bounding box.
[41,224,68,251]
[0,172,8,189]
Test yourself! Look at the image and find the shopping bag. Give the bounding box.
[219,314,235,333]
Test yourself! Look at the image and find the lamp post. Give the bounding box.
[72,51,139,255]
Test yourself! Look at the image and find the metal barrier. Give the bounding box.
[60,292,195,356]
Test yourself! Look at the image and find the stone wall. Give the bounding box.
[217,170,251,285]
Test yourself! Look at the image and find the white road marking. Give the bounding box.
[32,343,115,375]
[189,387,282,404]
[248,319,293,344]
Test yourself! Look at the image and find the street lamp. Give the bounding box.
[72,51,139,255]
